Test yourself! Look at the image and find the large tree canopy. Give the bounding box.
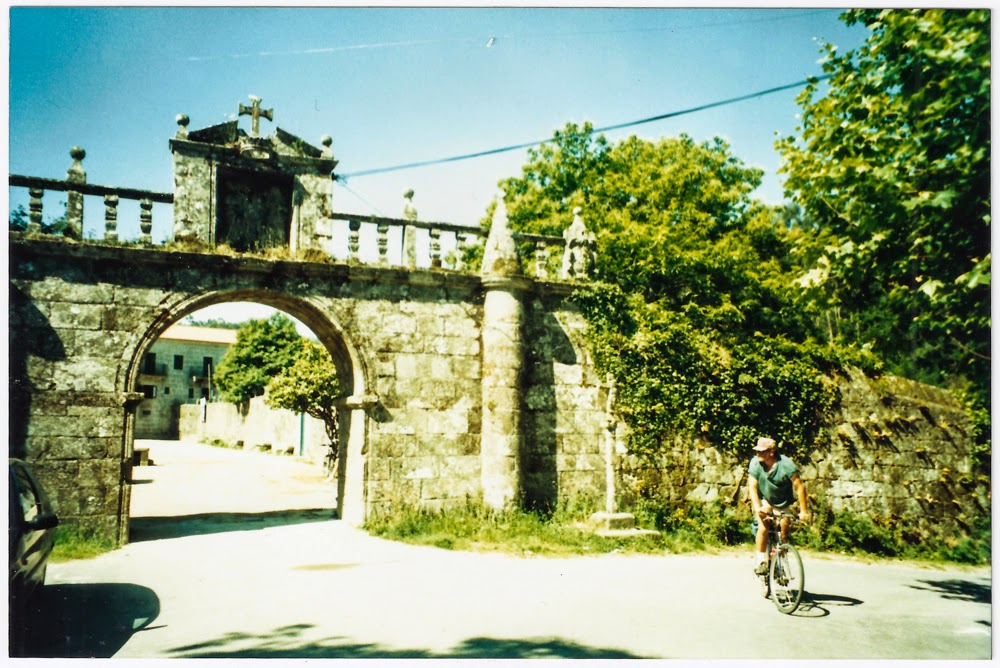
[500,124,846,458]
[266,339,342,448]
[214,313,305,405]
[777,9,990,400]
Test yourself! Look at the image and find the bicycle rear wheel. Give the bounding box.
[770,543,804,614]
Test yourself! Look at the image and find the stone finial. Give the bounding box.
[402,189,417,222]
[561,206,597,280]
[67,147,86,182]
[321,135,333,158]
[176,114,190,139]
[481,197,522,277]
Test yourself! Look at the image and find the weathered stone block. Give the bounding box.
[481,408,521,436]
[28,280,116,305]
[27,414,120,440]
[525,385,556,411]
[72,330,138,359]
[372,433,420,457]
[450,356,482,379]
[556,453,601,472]
[45,303,104,330]
[421,476,479,501]
[103,305,158,333]
[428,335,480,357]
[424,409,469,436]
[557,434,600,456]
[49,359,120,393]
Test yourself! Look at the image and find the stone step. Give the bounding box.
[594,528,661,538]
[587,512,660,538]
[590,511,637,530]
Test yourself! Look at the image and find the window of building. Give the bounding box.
[188,388,195,399]
[164,387,170,395]
[143,353,157,374]
[203,357,213,376]
[174,354,184,370]
[140,385,157,399]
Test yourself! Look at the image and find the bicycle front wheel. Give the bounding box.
[770,543,804,614]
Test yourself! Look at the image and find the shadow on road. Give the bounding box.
[129,508,337,542]
[793,591,864,618]
[167,624,647,658]
[909,578,991,604]
[22,582,160,658]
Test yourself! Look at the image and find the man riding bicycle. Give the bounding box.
[747,437,810,575]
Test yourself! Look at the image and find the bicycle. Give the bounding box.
[322,442,338,480]
[756,510,805,614]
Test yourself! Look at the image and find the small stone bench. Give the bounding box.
[132,447,150,466]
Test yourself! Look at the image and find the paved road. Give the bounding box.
[29,439,992,659]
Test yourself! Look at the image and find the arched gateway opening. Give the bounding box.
[120,289,372,542]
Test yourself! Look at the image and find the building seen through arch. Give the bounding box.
[134,323,235,439]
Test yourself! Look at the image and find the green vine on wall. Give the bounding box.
[572,282,840,460]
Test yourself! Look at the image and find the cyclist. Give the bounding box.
[747,437,810,575]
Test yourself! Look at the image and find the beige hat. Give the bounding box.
[753,437,776,452]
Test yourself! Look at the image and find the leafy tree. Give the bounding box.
[265,340,342,452]
[777,9,990,400]
[9,203,68,235]
[9,205,28,230]
[500,124,847,458]
[214,313,305,404]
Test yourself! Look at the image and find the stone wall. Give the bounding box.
[9,235,983,547]
[177,396,328,463]
[615,367,985,541]
[522,293,605,510]
[361,292,485,515]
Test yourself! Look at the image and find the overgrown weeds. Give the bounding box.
[50,524,117,562]
[795,496,991,565]
[366,495,991,566]
[365,496,666,556]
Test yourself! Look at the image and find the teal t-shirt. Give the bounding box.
[748,455,798,507]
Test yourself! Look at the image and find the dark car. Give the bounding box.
[9,458,59,655]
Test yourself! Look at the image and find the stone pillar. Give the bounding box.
[139,199,153,244]
[104,194,119,242]
[602,374,618,513]
[65,146,86,239]
[27,188,43,234]
[480,198,529,509]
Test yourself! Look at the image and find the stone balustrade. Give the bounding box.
[321,211,567,278]
[10,148,583,280]
[9,148,173,244]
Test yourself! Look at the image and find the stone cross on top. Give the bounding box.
[239,95,273,137]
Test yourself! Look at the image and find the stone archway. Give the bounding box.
[123,288,373,536]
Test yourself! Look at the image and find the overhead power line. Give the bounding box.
[337,75,831,180]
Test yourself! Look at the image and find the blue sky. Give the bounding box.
[7,6,868,326]
[9,7,868,234]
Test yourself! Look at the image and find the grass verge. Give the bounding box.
[49,524,117,562]
[366,496,991,567]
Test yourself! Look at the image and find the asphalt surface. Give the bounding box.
[25,439,993,659]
